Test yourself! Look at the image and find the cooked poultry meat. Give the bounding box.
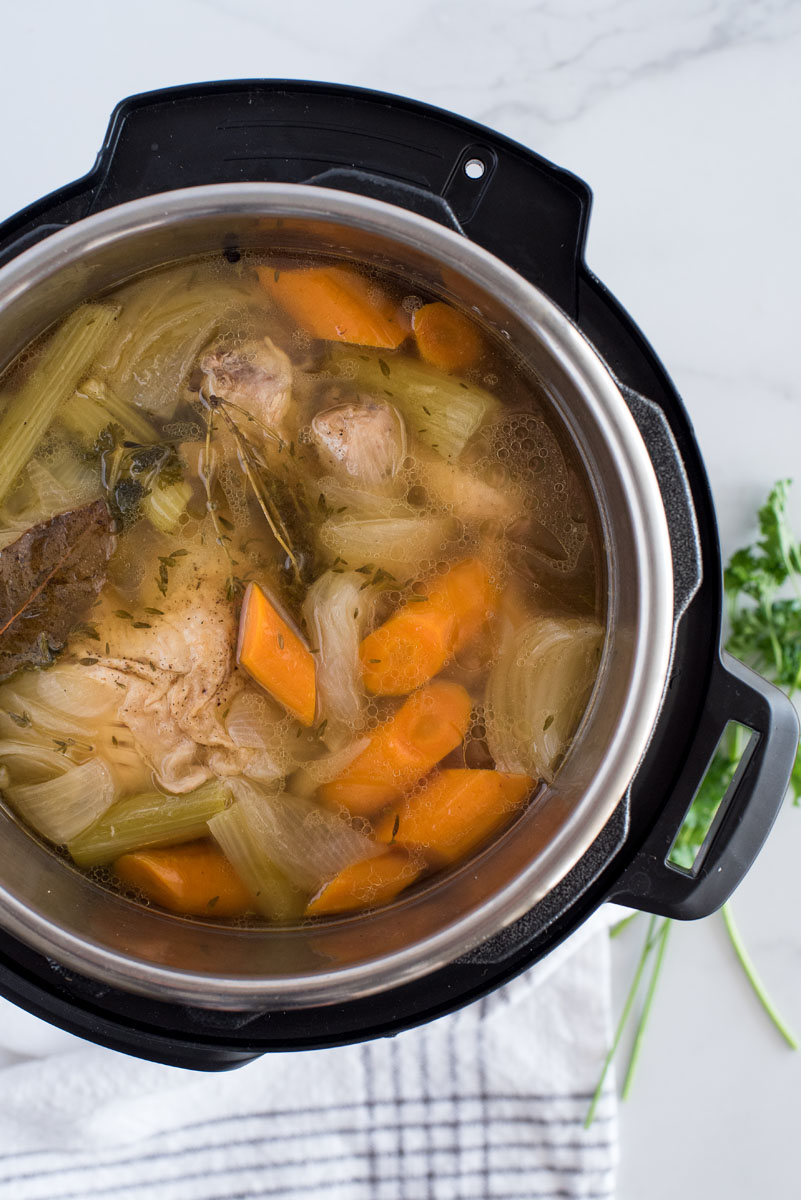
[199,336,293,432]
[416,450,524,524]
[71,554,287,793]
[311,397,407,488]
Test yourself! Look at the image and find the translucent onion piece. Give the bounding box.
[288,737,371,796]
[32,665,121,720]
[0,738,81,783]
[99,277,256,417]
[485,616,604,783]
[224,691,295,782]
[225,690,284,749]
[226,779,381,893]
[318,515,454,579]
[243,752,287,786]
[6,757,115,843]
[43,444,103,507]
[24,458,70,515]
[207,799,303,920]
[0,454,101,540]
[95,722,154,795]
[326,350,498,460]
[303,571,375,743]
[0,691,98,741]
[317,477,415,521]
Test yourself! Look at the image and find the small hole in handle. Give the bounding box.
[464,158,486,180]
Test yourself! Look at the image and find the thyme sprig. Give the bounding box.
[214,400,300,582]
[199,404,241,599]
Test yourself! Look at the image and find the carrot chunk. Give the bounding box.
[257,265,407,349]
[305,849,420,915]
[237,582,317,726]
[114,841,253,917]
[412,301,485,372]
[375,769,533,864]
[317,679,473,816]
[360,558,498,695]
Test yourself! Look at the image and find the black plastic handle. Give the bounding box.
[609,652,799,919]
[0,81,592,317]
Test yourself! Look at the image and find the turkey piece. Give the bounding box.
[71,572,286,793]
[311,398,407,488]
[199,336,293,432]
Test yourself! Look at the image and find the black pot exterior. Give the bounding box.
[0,81,795,1069]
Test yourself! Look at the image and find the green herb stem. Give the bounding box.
[621,919,671,1101]
[721,902,798,1050]
[584,915,657,1129]
[609,911,641,940]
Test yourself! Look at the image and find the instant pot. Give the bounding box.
[0,81,796,1070]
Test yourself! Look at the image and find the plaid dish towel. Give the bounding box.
[0,910,616,1200]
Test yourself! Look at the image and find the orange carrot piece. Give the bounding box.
[360,558,498,695]
[361,607,456,697]
[430,558,499,647]
[237,582,317,726]
[114,841,253,917]
[305,849,420,915]
[257,265,407,349]
[317,679,473,816]
[375,769,533,865]
[412,301,484,372]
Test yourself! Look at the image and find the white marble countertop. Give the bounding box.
[1,2,800,1196]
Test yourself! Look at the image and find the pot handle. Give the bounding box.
[0,83,593,317]
[608,652,799,919]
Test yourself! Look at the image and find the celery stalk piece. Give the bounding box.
[0,304,120,507]
[60,378,160,447]
[208,801,306,920]
[68,778,230,868]
[84,379,159,443]
[57,389,114,444]
[326,349,499,460]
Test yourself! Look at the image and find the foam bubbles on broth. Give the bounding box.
[0,246,604,923]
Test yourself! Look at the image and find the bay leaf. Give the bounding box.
[0,499,116,681]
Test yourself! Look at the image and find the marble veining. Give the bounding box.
[0,2,799,1197]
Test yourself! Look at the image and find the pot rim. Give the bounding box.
[0,182,674,1006]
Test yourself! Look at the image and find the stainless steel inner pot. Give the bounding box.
[0,184,674,1008]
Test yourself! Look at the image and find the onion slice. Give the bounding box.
[485,616,604,783]
[226,779,382,893]
[303,571,376,745]
[6,757,115,843]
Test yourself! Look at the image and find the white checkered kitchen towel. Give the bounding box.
[0,910,616,1200]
